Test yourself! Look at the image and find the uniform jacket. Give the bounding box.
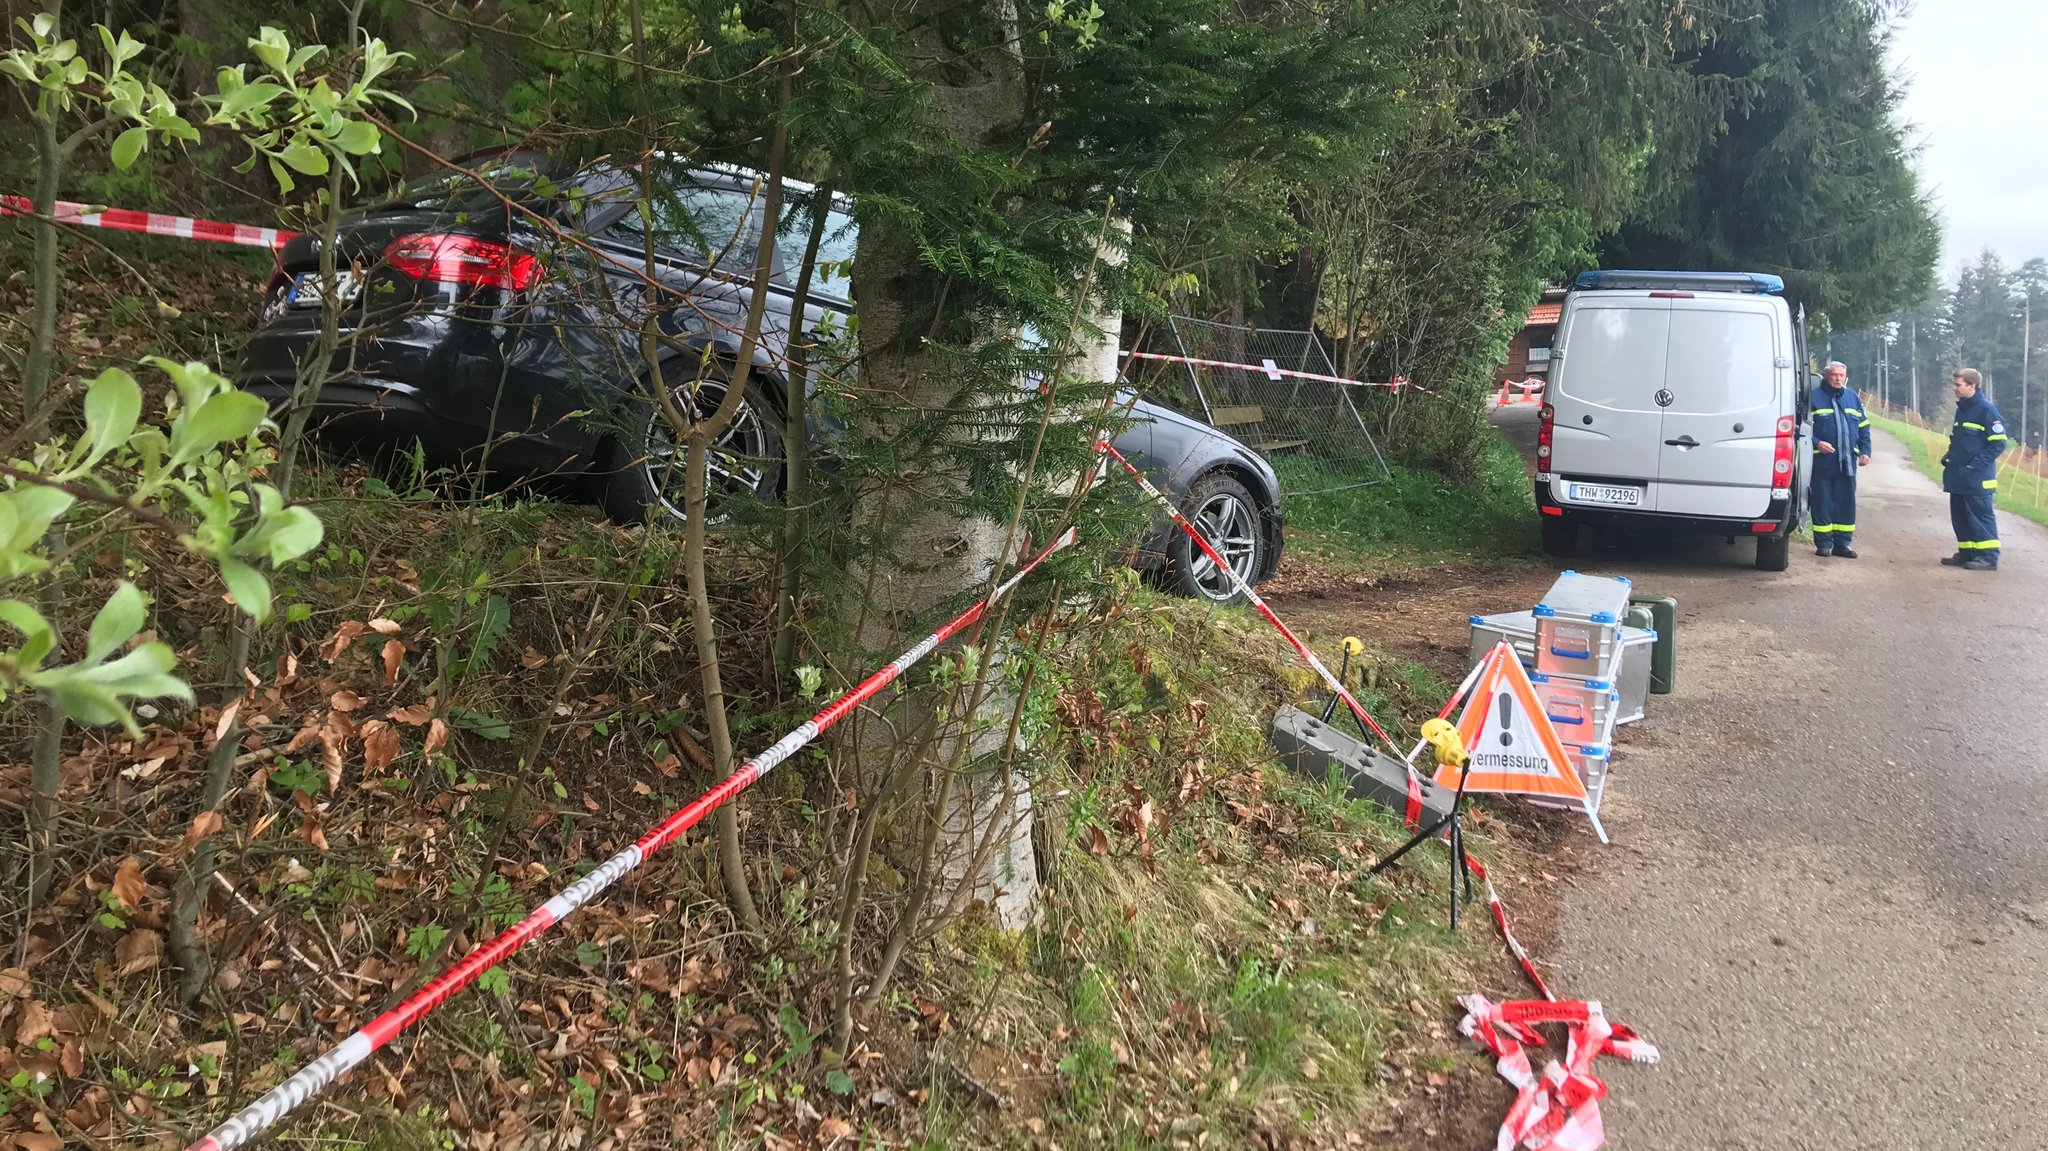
[1942,391,2011,493]
[1808,384,1872,475]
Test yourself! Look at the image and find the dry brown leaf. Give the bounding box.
[177,811,225,858]
[1087,825,1109,856]
[212,699,242,745]
[652,752,680,779]
[381,639,405,686]
[13,1133,63,1151]
[1301,1057,1321,1081]
[329,690,367,712]
[367,617,402,634]
[114,929,163,975]
[61,1038,83,1078]
[14,999,54,1046]
[72,986,117,1019]
[631,780,652,796]
[817,1117,853,1141]
[318,710,355,790]
[387,704,431,726]
[520,646,549,670]
[321,620,366,662]
[111,857,146,912]
[0,968,28,998]
[360,720,401,775]
[424,718,449,757]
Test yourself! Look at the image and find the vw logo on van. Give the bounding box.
[1653,388,1674,407]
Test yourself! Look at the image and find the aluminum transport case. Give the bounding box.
[1533,570,1634,677]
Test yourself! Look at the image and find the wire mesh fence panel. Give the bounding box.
[1161,317,1391,493]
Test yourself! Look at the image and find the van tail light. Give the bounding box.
[382,233,542,291]
[1537,402,1556,465]
[1770,415,1795,496]
[263,252,288,298]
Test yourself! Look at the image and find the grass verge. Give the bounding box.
[1278,428,1537,570]
[1870,413,2048,529]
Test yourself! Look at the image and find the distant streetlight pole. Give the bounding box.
[1910,319,1919,417]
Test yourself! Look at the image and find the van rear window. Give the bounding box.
[1664,310,1776,413]
[1556,305,1671,412]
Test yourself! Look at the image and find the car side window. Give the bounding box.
[610,179,764,273]
[773,198,858,291]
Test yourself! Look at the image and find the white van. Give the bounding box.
[1534,270,1811,571]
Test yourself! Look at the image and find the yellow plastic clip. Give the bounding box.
[1420,718,1468,770]
[1340,636,1365,657]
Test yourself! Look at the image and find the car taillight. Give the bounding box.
[263,255,287,297]
[1537,402,1556,464]
[1771,415,1795,492]
[382,233,541,291]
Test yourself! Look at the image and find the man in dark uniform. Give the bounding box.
[1808,361,1872,558]
[1940,367,2010,570]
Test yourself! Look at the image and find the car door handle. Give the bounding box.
[1664,436,1699,447]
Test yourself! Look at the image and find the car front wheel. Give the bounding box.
[596,367,783,529]
[1168,472,1266,605]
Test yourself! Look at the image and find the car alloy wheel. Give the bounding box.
[638,376,772,526]
[1187,489,1259,599]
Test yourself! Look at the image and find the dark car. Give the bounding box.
[237,153,1283,602]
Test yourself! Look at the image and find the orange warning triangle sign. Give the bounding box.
[1433,643,1589,802]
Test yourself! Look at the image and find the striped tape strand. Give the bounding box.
[1,195,296,249]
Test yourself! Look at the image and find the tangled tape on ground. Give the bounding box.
[1458,994,1661,1151]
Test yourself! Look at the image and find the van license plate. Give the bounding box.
[1568,483,1641,507]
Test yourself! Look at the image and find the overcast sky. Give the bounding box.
[1890,1,2048,275]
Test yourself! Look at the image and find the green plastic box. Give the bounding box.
[1628,595,1677,694]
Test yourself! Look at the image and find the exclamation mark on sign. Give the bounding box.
[1498,693,1515,747]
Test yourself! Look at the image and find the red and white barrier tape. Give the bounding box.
[1,195,296,249]
[183,528,1075,1151]
[1459,994,1659,1151]
[1095,440,1424,825]
[1120,350,1437,396]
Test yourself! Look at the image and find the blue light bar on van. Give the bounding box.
[1572,270,1785,295]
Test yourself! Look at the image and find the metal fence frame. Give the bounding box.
[1164,317,1391,493]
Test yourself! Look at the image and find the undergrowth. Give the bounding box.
[1,471,1490,1150]
[1278,429,1536,568]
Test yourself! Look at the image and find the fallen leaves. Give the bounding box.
[521,646,550,670]
[382,639,406,685]
[360,720,401,774]
[111,857,147,912]
[321,620,366,661]
[114,929,162,976]
[13,998,53,1046]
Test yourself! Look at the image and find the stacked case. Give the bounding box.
[1466,571,1655,818]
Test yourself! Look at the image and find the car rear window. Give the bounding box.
[1555,303,1671,412]
[1662,308,1777,413]
[389,153,564,213]
[609,175,766,273]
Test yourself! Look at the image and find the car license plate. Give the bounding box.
[288,269,361,308]
[1568,483,1641,507]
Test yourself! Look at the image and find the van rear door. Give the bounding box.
[1653,300,1785,519]
[1548,297,1671,511]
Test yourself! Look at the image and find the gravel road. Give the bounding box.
[1492,405,2048,1148]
